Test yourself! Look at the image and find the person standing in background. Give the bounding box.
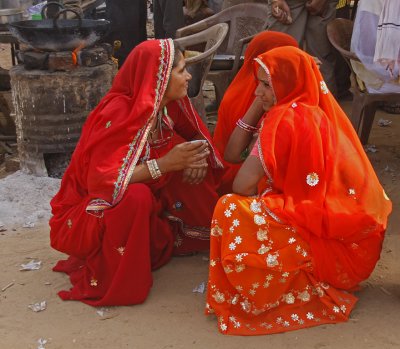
[336,0,349,17]
[267,0,338,96]
[208,0,223,12]
[105,0,147,67]
[334,0,352,100]
[153,0,185,38]
[351,0,400,94]
[184,0,214,25]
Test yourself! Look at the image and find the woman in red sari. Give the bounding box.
[212,31,298,194]
[50,39,223,306]
[206,46,392,335]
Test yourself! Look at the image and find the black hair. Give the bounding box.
[172,41,185,68]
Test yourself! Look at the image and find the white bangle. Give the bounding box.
[146,159,162,179]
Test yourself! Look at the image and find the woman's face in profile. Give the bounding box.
[164,51,192,102]
[255,66,275,111]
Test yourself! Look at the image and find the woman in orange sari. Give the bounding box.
[206,46,392,335]
[50,39,223,306]
[213,31,298,194]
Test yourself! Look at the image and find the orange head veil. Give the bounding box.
[213,31,298,194]
[255,46,392,289]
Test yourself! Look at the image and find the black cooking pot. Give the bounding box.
[8,6,110,52]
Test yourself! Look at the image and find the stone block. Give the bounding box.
[23,51,49,70]
[78,45,113,67]
[5,155,19,172]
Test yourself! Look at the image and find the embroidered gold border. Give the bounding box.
[166,213,210,240]
[257,137,273,183]
[254,57,277,104]
[112,39,175,206]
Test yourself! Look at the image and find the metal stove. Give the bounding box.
[10,43,116,177]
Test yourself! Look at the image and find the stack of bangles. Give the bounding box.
[146,159,162,179]
[236,118,259,133]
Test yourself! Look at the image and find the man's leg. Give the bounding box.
[305,0,338,95]
[162,0,185,38]
[153,0,166,39]
[105,0,147,67]
[334,4,352,99]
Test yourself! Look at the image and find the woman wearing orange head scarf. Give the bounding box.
[213,31,298,195]
[206,46,392,335]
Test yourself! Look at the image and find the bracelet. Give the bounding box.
[146,159,162,179]
[236,118,259,133]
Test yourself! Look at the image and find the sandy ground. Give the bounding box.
[0,44,399,348]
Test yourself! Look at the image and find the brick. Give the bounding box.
[48,52,77,72]
[23,51,49,70]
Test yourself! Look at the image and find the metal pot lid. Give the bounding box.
[10,18,110,29]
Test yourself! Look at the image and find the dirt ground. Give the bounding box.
[0,42,399,348]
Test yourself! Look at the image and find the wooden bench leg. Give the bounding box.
[350,96,364,133]
[359,103,377,145]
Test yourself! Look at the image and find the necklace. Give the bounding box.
[149,106,168,141]
[149,106,174,148]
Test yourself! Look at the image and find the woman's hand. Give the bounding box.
[130,141,208,184]
[312,56,322,68]
[271,0,293,24]
[224,97,264,164]
[182,158,208,184]
[158,141,209,173]
[247,97,266,124]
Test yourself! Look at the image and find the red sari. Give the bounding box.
[206,47,392,335]
[213,31,298,194]
[49,39,223,306]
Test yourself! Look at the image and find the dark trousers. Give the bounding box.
[153,0,185,38]
[334,5,351,97]
[104,0,147,67]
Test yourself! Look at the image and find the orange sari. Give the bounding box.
[206,47,392,335]
[213,31,298,194]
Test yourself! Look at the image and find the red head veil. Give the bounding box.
[213,31,298,193]
[51,39,221,218]
[255,46,392,289]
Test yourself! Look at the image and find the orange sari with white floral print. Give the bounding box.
[205,47,392,335]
